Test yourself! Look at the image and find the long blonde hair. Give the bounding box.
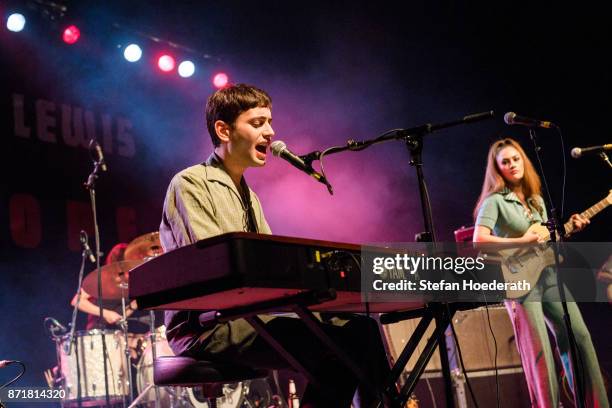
[473,138,542,220]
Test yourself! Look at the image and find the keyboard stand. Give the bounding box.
[199,288,401,407]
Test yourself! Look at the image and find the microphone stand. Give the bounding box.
[65,245,89,408]
[302,110,495,407]
[527,129,585,407]
[84,154,111,407]
[119,285,135,406]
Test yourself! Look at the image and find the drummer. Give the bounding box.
[70,243,138,329]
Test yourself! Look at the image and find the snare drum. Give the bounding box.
[56,329,128,405]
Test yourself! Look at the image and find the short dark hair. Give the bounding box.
[205,84,272,147]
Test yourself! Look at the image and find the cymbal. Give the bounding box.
[124,232,163,261]
[82,260,143,300]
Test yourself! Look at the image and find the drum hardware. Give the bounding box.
[57,232,94,408]
[149,311,162,408]
[187,382,246,408]
[58,231,164,407]
[129,323,192,408]
[61,231,292,408]
[56,330,129,405]
[119,283,135,405]
[78,258,141,406]
[121,234,166,408]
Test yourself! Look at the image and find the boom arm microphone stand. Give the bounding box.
[301,110,495,407]
[527,129,585,407]
[83,140,111,408]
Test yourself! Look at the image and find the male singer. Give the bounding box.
[159,84,392,407]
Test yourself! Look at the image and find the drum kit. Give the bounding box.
[53,232,274,408]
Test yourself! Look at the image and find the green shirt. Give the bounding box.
[160,153,271,251]
[475,188,547,238]
[159,153,272,354]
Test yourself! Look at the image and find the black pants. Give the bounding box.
[184,314,392,408]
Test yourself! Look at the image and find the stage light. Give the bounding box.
[62,25,80,44]
[123,44,142,62]
[178,60,195,78]
[213,72,229,88]
[6,13,26,32]
[158,54,175,72]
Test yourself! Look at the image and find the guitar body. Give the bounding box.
[525,222,555,241]
[499,244,558,298]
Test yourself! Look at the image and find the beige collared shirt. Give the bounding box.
[160,153,271,252]
[159,153,272,354]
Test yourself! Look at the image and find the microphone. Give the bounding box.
[570,144,612,158]
[91,140,108,171]
[80,230,96,263]
[270,141,328,185]
[504,112,557,129]
[0,360,16,368]
[47,317,68,333]
[0,360,15,368]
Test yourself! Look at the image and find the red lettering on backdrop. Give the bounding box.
[66,200,94,251]
[116,207,137,243]
[9,194,42,248]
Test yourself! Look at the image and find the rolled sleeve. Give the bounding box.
[476,195,499,231]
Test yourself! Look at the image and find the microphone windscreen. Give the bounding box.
[570,147,581,158]
[503,112,516,125]
[270,140,286,156]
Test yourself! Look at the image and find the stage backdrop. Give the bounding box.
[1,1,610,400]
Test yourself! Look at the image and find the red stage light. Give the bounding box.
[213,72,229,88]
[158,55,175,72]
[62,25,80,44]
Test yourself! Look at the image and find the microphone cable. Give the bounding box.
[0,361,26,390]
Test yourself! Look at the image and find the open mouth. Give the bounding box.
[255,144,268,155]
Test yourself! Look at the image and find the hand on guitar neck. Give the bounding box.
[528,189,612,241]
[566,213,590,235]
[476,189,612,298]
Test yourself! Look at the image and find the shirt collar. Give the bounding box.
[204,152,249,198]
[499,187,542,217]
[499,187,521,203]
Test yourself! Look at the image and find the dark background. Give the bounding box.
[1,0,610,405]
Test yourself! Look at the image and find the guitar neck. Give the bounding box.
[564,196,611,235]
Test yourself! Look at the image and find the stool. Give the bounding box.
[154,356,268,398]
[129,356,269,407]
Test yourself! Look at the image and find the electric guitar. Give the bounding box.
[499,189,612,298]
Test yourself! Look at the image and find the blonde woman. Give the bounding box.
[473,138,608,407]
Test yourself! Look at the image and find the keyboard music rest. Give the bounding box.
[129,232,424,313]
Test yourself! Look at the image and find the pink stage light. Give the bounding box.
[158,55,175,72]
[213,72,229,88]
[62,25,80,44]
